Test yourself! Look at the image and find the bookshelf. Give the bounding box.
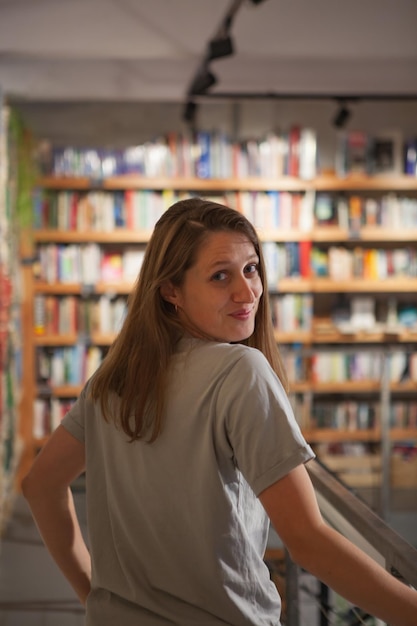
[0,105,23,535]
[18,172,417,501]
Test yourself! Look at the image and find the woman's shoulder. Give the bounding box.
[179,337,268,370]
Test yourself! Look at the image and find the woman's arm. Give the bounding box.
[259,463,417,626]
[21,425,91,605]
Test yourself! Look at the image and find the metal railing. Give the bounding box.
[280,458,417,626]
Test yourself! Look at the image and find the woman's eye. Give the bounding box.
[245,263,259,275]
[212,271,227,281]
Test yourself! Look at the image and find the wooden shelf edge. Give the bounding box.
[37,173,417,192]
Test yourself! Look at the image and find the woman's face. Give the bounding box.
[168,230,263,343]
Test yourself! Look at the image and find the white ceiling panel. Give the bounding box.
[0,0,416,102]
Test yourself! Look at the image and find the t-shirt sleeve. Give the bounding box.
[217,347,315,496]
[61,383,91,443]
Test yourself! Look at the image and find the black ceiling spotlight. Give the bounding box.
[183,0,244,106]
[207,34,234,61]
[189,65,217,96]
[333,100,351,129]
[182,100,197,124]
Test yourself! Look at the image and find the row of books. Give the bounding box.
[34,294,127,336]
[314,442,378,459]
[36,244,145,285]
[34,188,316,232]
[32,395,417,440]
[389,402,417,429]
[316,193,417,230]
[312,401,377,430]
[33,398,75,439]
[331,296,417,333]
[264,243,417,284]
[32,291,417,340]
[34,189,179,232]
[336,130,417,177]
[37,241,315,285]
[35,187,417,236]
[33,292,313,337]
[280,347,308,383]
[312,401,417,430]
[313,246,417,281]
[270,294,312,332]
[36,187,417,235]
[41,129,417,180]
[41,127,318,180]
[311,350,417,384]
[36,345,103,386]
[263,241,312,285]
[35,241,417,288]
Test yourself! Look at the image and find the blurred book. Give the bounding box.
[370,130,403,175]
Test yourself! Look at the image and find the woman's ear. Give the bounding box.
[160,280,179,306]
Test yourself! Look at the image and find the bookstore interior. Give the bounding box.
[1,0,417,547]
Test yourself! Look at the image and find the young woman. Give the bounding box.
[23,198,417,625]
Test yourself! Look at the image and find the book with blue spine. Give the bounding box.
[195,131,211,179]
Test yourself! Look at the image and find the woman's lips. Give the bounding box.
[229,309,253,320]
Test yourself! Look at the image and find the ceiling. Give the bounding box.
[1,0,417,104]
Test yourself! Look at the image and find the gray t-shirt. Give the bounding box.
[62,338,314,626]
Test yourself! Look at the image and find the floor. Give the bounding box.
[0,488,322,626]
[0,491,86,626]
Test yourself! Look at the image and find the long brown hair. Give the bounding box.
[89,197,288,441]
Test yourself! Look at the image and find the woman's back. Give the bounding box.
[63,339,312,625]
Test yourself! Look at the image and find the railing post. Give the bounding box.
[284,549,300,626]
[319,583,330,626]
[380,350,391,521]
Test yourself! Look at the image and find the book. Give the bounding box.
[122,248,145,282]
[195,131,211,179]
[350,297,376,330]
[299,240,312,278]
[370,130,403,175]
[299,128,317,180]
[101,251,123,282]
[404,138,417,176]
[337,130,371,176]
[315,194,337,226]
[288,125,300,176]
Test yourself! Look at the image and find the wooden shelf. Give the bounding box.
[274,331,311,344]
[311,380,382,393]
[312,226,417,242]
[275,278,417,293]
[34,333,116,346]
[50,385,83,397]
[390,381,417,393]
[312,277,417,293]
[33,330,417,347]
[34,226,417,245]
[312,329,417,344]
[289,382,311,393]
[276,278,313,292]
[390,428,417,440]
[34,229,153,243]
[304,428,380,442]
[34,334,79,346]
[312,174,417,192]
[34,281,133,295]
[38,173,417,193]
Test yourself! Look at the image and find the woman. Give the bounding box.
[23,198,417,625]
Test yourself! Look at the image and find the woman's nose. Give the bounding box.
[232,277,256,302]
